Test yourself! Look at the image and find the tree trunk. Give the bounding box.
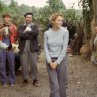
[92,0,97,25]
[90,0,97,51]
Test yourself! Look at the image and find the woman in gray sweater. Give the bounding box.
[44,13,69,97]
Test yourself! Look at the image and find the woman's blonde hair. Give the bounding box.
[49,12,64,24]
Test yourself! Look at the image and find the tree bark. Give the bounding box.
[90,0,97,51]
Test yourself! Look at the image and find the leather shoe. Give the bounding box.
[23,79,28,85]
[33,79,39,87]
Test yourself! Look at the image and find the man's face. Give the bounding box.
[3,17,11,25]
[25,15,33,24]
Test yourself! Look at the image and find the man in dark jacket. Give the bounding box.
[18,12,39,87]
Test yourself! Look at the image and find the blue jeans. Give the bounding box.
[0,50,15,85]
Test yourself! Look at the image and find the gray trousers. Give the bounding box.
[46,57,67,97]
[20,51,38,80]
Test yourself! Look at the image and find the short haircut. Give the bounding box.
[2,13,11,18]
[49,12,64,24]
[24,12,33,17]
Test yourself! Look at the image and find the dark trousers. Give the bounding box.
[0,50,15,84]
[46,57,67,97]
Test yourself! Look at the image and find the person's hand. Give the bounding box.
[0,42,8,50]
[49,61,58,70]
[52,62,58,70]
[24,27,32,32]
[49,61,55,70]
[67,47,72,53]
[11,44,20,53]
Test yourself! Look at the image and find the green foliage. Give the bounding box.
[47,0,66,13]
[82,0,93,40]
[0,0,82,30]
[0,1,4,12]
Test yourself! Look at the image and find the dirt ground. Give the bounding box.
[0,52,97,97]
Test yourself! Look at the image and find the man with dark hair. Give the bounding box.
[0,13,17,87]
[18,12,39,87]
[24,12,33,17]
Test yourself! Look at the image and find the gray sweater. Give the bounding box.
[44,27,69,64]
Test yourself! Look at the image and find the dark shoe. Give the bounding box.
[23,79,28,86]
[33,79,39,87]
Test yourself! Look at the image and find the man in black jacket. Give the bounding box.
[18,12,39,87]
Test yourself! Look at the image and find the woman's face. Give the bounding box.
[53,16,64,28]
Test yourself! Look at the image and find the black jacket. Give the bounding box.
[18,24,39,53]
